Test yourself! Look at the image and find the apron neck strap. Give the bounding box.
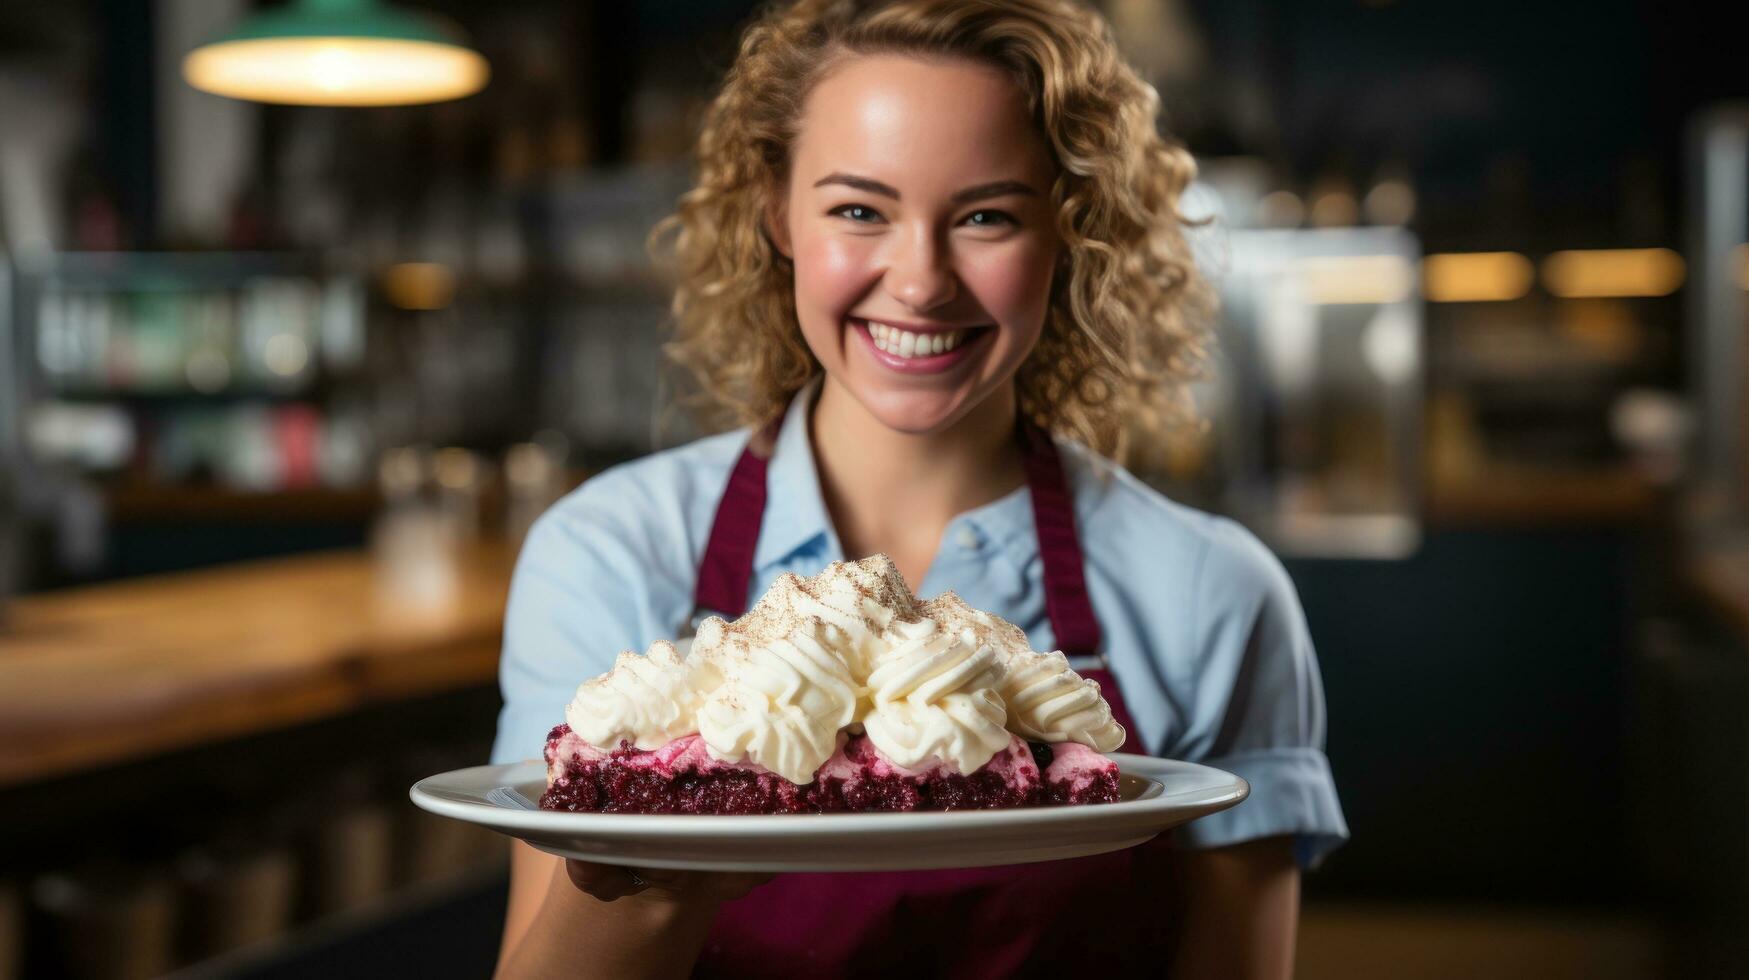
[1018,419,1102,658]
[690,413,1103,659]
[690,415,782,623]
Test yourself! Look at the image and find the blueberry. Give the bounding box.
[1028,741,1053,769]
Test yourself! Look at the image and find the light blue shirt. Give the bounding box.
[493,385,1349,867]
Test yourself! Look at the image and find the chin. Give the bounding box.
[847,384,975,435]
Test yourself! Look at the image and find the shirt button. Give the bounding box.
[956,527,981,550]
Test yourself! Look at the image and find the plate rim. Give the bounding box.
[410,751,1250,837]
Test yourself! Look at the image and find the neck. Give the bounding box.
[808,378,1026,587]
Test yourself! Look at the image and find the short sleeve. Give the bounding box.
[1166,518,1349,868]
[488,490,660,766]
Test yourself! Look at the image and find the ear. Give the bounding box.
[762,190,793,261]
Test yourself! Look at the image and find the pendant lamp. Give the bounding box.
[183,0,489,106]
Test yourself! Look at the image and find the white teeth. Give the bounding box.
[860,320,973,359]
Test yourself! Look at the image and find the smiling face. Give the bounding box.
[768,53,1062,435]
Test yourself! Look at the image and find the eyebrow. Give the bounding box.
[811,173,1039,205]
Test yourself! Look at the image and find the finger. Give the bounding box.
[564,861,775,903]
[564,860,635,902]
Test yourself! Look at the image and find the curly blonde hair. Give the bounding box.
[651,0,1212,463]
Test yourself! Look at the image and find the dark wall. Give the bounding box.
[1289,526,1642,905]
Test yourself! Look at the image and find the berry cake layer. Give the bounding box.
[540,725,1120,815]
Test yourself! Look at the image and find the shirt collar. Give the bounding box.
[750,377,1066,571]
[755,376,840,570]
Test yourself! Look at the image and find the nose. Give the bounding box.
[882,224,958,313]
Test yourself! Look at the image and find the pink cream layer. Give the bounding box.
[818,733,1042,794]
[548,726,1041,794]
[1043,741,1120,793]
[546,728,803,783]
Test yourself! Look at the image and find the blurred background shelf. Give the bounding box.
[1425,465,1659,527]
[1685,538,1749,639]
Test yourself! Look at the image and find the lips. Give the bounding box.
[848,317,992,375]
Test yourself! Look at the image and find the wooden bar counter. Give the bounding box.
[0,542,517,789]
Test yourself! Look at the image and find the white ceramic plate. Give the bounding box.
[409,753,1248,872]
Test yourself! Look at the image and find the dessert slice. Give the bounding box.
[539,556,1126,815]
[540,728,1118,814]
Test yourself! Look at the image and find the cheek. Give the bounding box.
[791,233,880,361]
[960,243,1057,331]
[793,233,876,310]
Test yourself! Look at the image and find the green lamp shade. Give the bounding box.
[183,0,489,106]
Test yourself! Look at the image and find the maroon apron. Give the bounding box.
[686,416,1174,978]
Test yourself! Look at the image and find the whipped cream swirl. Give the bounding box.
[1000,648,1126,752]
[562,555,1128,782]
[692,616,861,783]
[927,591,1125,752]
[564,640,716,751]
[861,616,1012,773]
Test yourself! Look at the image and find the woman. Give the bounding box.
[492,1,1347,976]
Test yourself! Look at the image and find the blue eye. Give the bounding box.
[829,204,884,223]
[963,210,1016,227]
